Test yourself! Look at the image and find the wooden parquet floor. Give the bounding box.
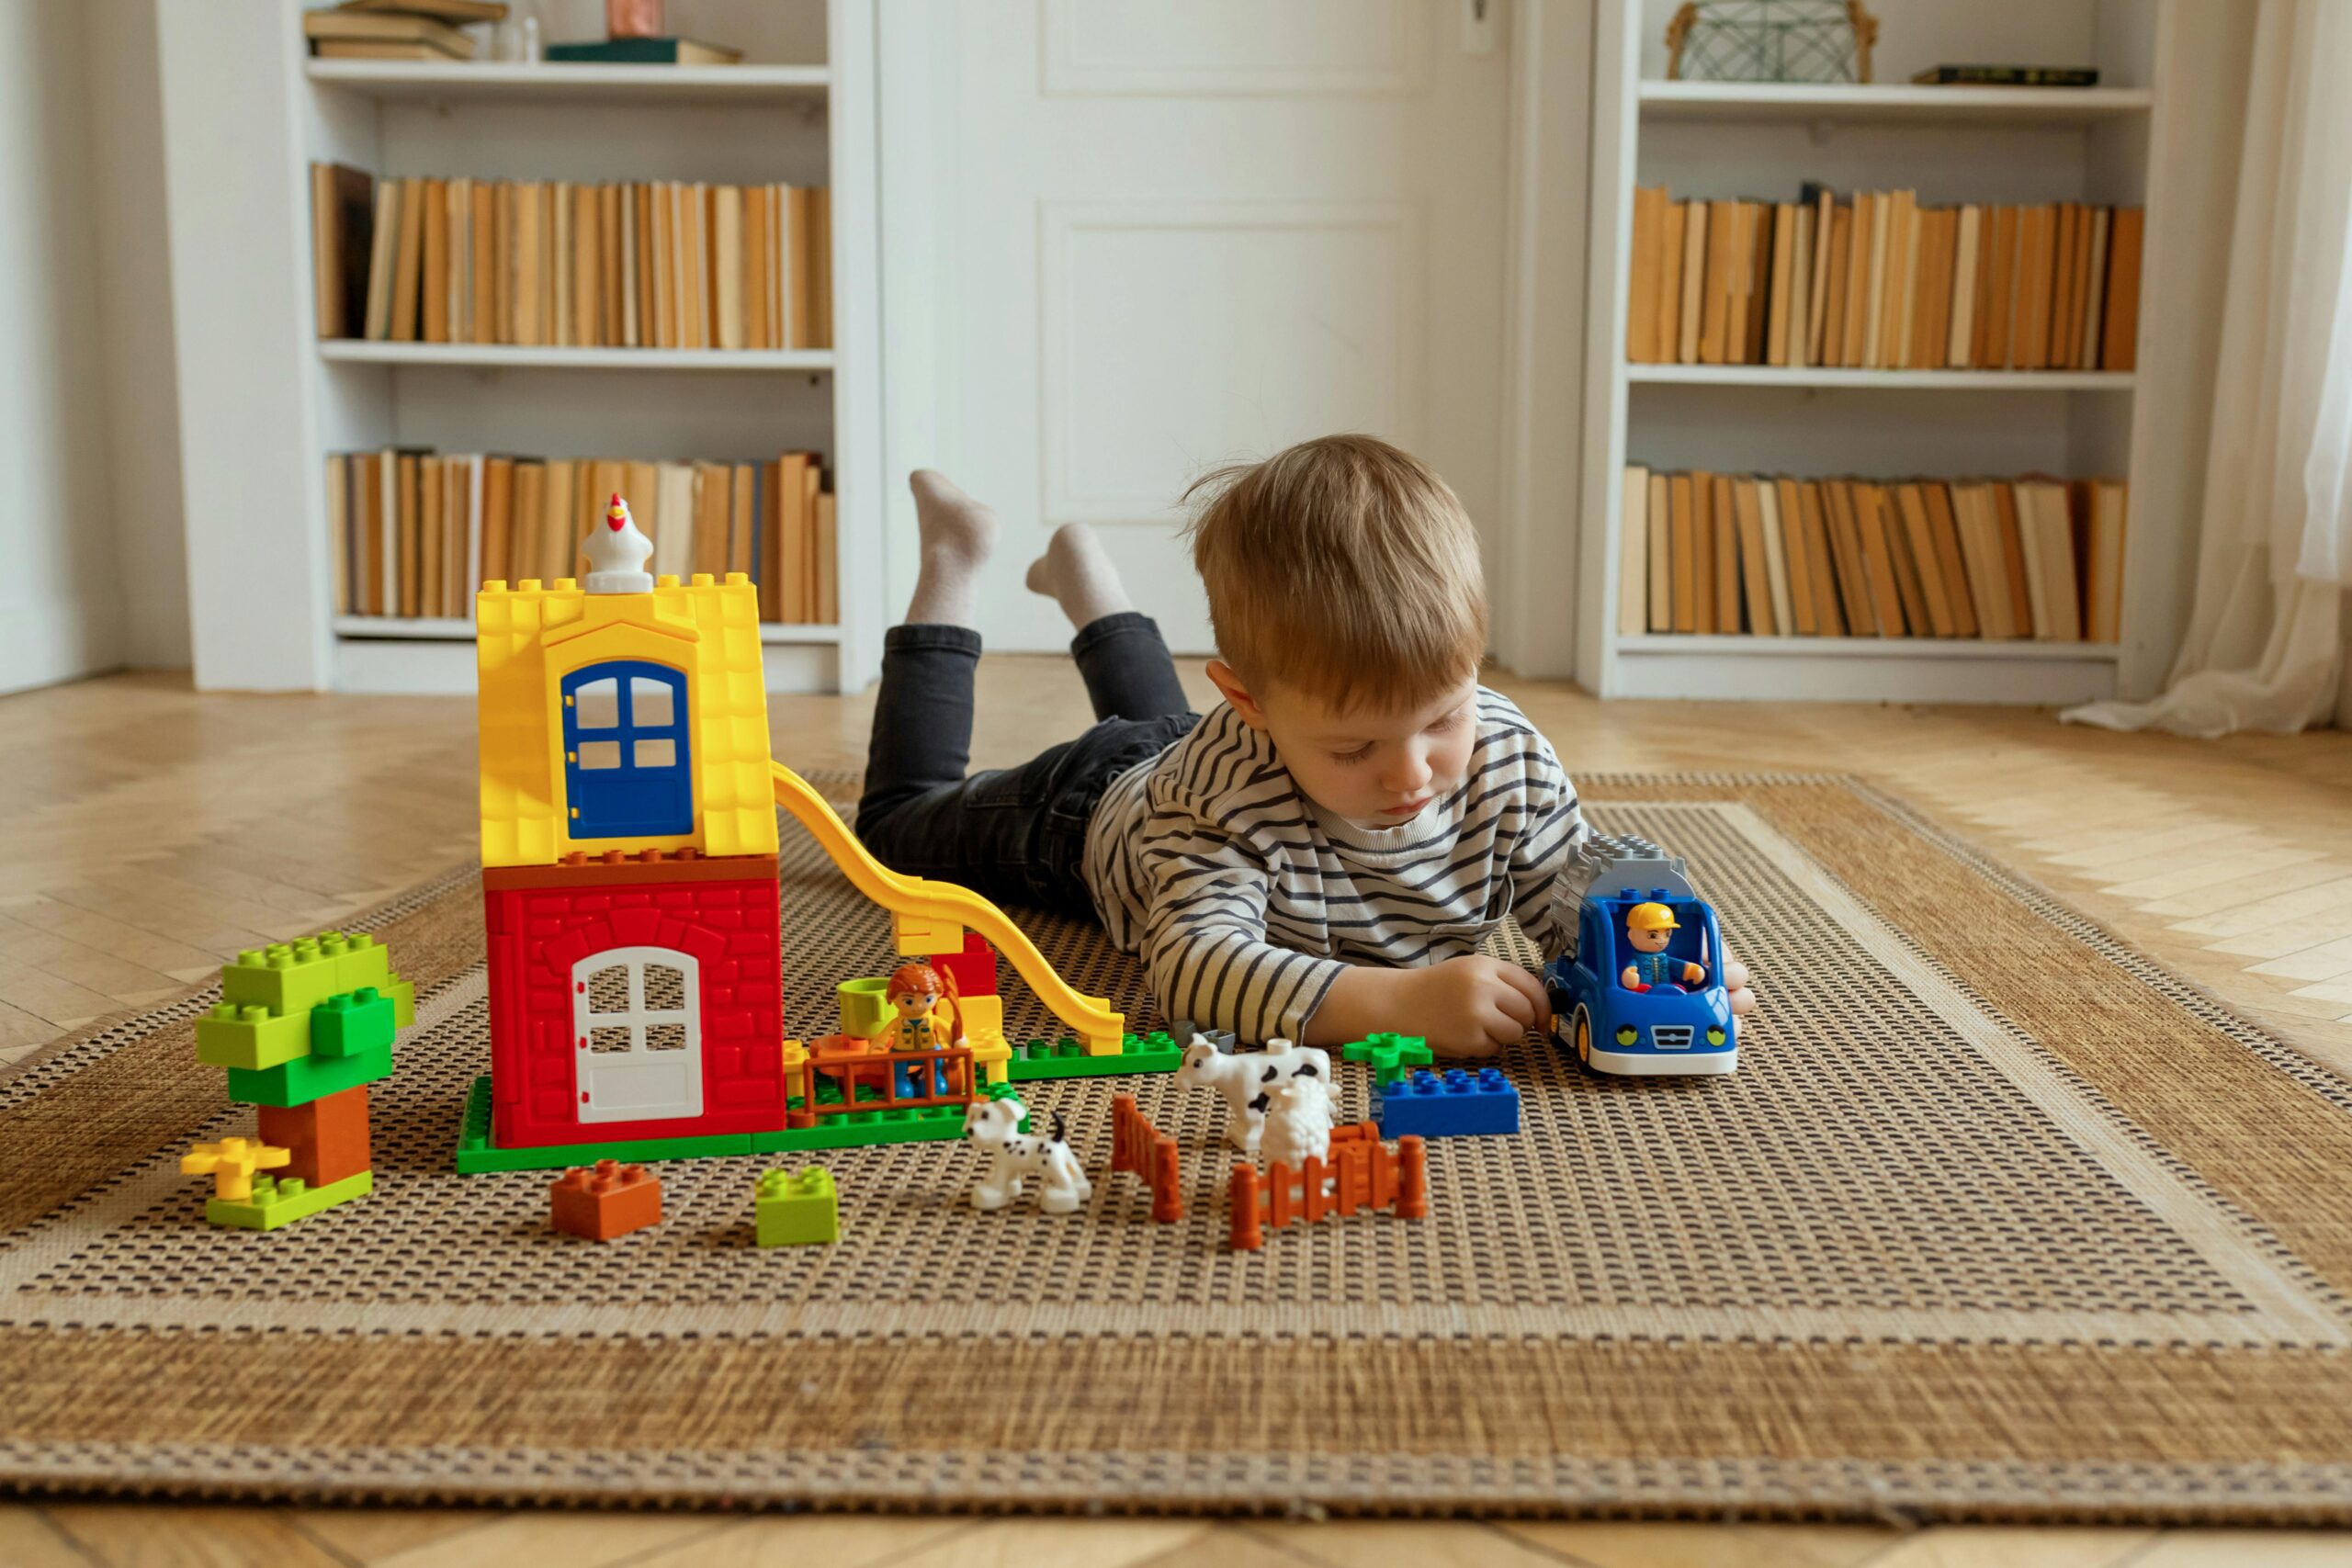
[5,665,2349,1565]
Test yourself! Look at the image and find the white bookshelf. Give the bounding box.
[301,59,831,105]
[1626,365,2133,390]
[1575,0,2183,705]
[1636,81,2154,125]
[318,342,835,372]
[332,614,841,643]
[169,1,881,695]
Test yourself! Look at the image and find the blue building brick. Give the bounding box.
[1374,1066,1521,1138]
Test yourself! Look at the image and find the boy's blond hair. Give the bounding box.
[1182,434,1486,713]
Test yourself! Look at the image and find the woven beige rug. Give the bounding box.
[5,773,2351,1523]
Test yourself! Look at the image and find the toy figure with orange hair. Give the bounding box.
[885,962,965,1100]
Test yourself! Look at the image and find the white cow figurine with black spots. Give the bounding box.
[1174,1036,1333,1153]
[961,1095,1092,1215]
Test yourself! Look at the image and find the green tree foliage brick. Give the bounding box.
[311,988,396,1058]
[227,1039,393,1109]
[195,1001,313,1072]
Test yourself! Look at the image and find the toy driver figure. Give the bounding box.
[1622,901,1708,993]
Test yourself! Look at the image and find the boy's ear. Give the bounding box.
[1206,659,1271,731]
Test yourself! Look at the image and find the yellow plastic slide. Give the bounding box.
[770,761,1126,1052]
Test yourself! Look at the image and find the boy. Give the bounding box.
[857,435,1753,1054]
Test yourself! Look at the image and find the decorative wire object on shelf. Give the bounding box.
[1666,0,1879,84]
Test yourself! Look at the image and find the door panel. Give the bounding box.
[1043,0,1430,95]
[1042,203,1424,524]
[883,0,1510,654]
[561,660,692,840]
[573,945,704,1122]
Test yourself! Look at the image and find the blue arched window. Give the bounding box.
[561,660,692,839]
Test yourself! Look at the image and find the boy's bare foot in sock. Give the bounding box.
[904,469,1000,627]
[1025,523,1134,630]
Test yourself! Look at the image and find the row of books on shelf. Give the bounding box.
[327,449,837,626]
[301,2,504,61]
[1619,468,2126,643]
[1625,187,2143,372]
[310,164,831,350]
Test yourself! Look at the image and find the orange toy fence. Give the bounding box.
[1227,1131,1428,1251]
[782,1038,975,1130]
[1109,1093,1182,1222]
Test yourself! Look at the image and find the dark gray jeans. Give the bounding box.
[854,612,1199,919]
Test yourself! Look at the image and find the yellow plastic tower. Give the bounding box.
[476,570,776,868]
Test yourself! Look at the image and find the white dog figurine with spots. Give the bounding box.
[961,1095,1092,1215]
[1258,1071,1336,1169]
[1176,1035,1333,1153]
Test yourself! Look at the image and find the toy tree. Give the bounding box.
[181,931,413,1231]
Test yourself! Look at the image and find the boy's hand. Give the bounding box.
[1724,957,1758,1017]
[1405,955,1552,1057]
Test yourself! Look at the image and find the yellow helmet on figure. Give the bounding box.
[1626,901,1680,932]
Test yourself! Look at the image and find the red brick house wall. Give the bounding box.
[483,855,785,1148]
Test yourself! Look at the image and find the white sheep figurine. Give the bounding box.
[961,1095,1092,1215]
[1258,1071,1336,1169]
[1175,1035,1333,1153]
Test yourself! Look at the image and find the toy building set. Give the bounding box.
[460,495,1170,1175]
[179,502,1745,1251]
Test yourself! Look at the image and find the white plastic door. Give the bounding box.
[572,946,704,1122]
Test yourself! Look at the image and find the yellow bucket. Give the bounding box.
[837,977,893,1039]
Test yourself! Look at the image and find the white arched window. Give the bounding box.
[571,946,702,1122]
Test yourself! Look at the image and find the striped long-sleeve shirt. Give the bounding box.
[1080,688,1587,1043]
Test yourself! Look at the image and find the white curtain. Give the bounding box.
[2064,0,2352,738]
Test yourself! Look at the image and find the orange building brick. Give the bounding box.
[548,1158,663,1241]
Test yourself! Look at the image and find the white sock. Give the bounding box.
[903,469,1000,628]
[1023,523,1133,630]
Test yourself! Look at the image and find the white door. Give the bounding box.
[573,946,704,1122]
[879,0,1513,653]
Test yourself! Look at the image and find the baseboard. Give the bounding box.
[0,604,127,696]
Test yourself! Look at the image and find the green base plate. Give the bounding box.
[453,1077,986,1173]
[205,1168,374,1231]
[448,1033,1175,1174]
[1005,1031,1182,1081]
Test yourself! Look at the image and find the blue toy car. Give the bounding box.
[1544,834,1737,1077]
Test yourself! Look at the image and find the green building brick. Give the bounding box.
[227,1038,392,1108]
[220,936,350,1017]
[205,1168,374,1231]
[194,1001,312,1072]
[1006,1031,1182,1080]
[333,931,392,996]
[381,975,414,1028]
[1343,1032,1434,1085]
[311,988,396,1058]
[219,931,413,1024]
[754,1167,840,1246]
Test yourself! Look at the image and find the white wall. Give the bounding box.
[0,0,126,694]
[1494,0,1592,679]
[85,0,188,671]
[157,0,329,692]
[0,0,189,696]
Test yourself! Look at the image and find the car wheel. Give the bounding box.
[1573,1005,1592,1067]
